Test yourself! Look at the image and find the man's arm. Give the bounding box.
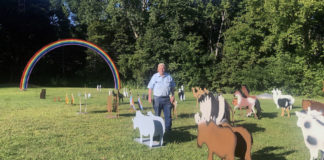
[148,88,152,104]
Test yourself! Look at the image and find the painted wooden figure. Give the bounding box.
[195,92,233,125]
[296,108,324,160]
[132,111,165,147]
[302,100,324,116]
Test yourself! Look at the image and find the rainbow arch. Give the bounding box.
[20,39,121,90]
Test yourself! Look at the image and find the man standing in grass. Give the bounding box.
[148,63,175,132]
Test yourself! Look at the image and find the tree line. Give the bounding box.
[0,0,323,96]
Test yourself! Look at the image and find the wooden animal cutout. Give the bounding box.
[65,93,69,104]
[192,87,206,108]
[107,95,113,112]
[137,95,144,110]
[272,88,294,117]
[71,93,75,105]
[129,95,136,112]
[221,123,252,160]
[241,86,250,97]
[195,92,234,125]
[302,100,324,116]
[272,88,295,110]
[296,108,324,160]
[234,90,261,119]
[40,89,46,99]
[171,97,177,119]
[132,111,165,147]
[147,111,165,146]
[197,122,236,160]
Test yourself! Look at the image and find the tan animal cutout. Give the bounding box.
[107,90,120,118]
[192,87,209,108]
[221,123,252,160]
[65,93,69,104]
[107,95,113,112]
[197,122,236,160]
[171,97,177,119]
[71,93,75,105]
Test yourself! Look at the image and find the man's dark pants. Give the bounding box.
[153,96,172,131]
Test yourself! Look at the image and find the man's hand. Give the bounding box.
[170,95,175,103]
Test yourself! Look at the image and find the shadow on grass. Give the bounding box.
[89,110,107,113]
[292,105,301,109]
[164,125,196,144]
[252,146,296,160]
[118,113,135,117]
[262,112,279,119]
[177,113,196,119]
[238,123,266,134]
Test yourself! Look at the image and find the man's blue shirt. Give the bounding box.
[147,72,176,97]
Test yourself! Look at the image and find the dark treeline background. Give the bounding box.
[0,0,323,96]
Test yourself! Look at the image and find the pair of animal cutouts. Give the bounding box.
[132,111,165,148]
[271,88,294,117]
[192,87,209,108]
[233,86,261,119]
[129,95,144,112]
[195,92,233,125]
[197,122,252,160]
[296,108,324,160]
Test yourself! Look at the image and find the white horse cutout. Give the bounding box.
[132,111,165,147]
[272,88,295,110]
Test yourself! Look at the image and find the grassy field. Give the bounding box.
[0,87,323,160]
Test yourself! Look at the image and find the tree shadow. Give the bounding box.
[252,146,296,160]
[237,123,266,134]
[164,125,197,144]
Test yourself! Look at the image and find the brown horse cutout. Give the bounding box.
[221,123,253,160]
[197,122,236,160]
[197,122,252,160]
[302,99,324,116]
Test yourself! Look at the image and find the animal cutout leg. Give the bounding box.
[251,105,257,119]
[310,149,319,160]
[149,135,153,147]
[160,135,163,146]
[281,108,284,117]
[286,108,290,117]
[208,150,213,160]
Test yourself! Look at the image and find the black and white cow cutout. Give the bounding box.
[296,108,324,160]
[194,92,233,125]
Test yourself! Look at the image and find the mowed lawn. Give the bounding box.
[0,87,323,160]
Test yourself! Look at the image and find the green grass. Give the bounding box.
[0,87,323,160]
